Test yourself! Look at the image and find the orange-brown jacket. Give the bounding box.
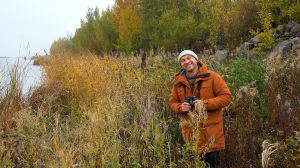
[169,61,232,152]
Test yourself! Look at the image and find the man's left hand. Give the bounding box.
[193,100,207,107]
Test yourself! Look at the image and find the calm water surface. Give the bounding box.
[0,57,42,94]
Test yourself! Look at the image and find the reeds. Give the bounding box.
[0,58,30,167]
[0,58,26,134]
[1,47,300,167]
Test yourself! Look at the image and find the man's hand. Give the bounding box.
[181,102,191,112]
[193,99,205,107]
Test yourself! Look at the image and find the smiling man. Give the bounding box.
[169,50,232,167]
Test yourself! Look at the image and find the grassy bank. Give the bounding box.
[1,49,300,167]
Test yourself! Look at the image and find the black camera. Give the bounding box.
[184,96,199,106]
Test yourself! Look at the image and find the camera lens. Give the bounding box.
[185,96,192,106]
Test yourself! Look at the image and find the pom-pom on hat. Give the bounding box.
[178,50,198,66]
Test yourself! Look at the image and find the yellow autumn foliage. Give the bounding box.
[41,52,174,112]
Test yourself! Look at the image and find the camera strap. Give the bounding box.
[197,80,202,98]
[183,80,203,98]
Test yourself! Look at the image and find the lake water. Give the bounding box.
[0,57,42,94]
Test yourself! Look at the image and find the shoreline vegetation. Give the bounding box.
[31,55,49,66]
[1,48,300,167]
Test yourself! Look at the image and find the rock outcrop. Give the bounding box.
[237,20,300,57]
[209,20,300,61]
[276,20,300,38]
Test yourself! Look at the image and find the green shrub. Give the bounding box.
[220,57,266,95]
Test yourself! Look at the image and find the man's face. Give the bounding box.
[180,55,198,72]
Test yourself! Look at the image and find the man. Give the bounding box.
[169,50,232,167]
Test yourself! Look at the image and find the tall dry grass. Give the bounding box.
[220,49,300,167]
[0,59,27,134]
[1,47,300,167]
[0,58,30,167]
[1,51,188,167]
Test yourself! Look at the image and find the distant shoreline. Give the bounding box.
[0,56,22,58]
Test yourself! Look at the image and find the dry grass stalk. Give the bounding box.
[182,102,212,158]
[262,140,278,168]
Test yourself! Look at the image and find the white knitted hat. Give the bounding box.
[178,50,198,65]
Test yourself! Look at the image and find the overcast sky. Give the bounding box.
[0,0,115,57]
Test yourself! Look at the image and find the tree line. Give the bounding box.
[50,0,300,56]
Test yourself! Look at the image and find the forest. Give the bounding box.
[50,0,300,55]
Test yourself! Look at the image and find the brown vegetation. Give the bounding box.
[31,55,49,66]
[0,48,300,167]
